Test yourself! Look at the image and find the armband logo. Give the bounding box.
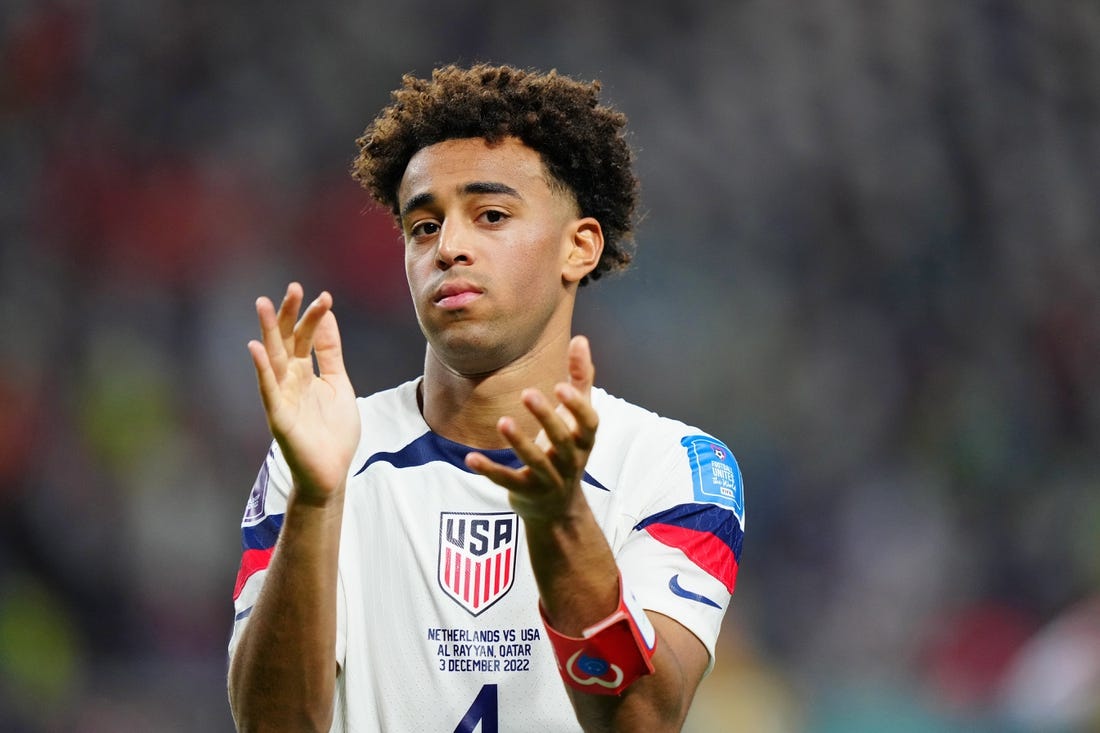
[542,576,657,696]
[438,512,519,616]
[566,652,625,689]
[681,435,744,521]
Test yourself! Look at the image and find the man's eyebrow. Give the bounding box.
[400,181,522,222]
[463,181,521,198]
[400,192,435,221]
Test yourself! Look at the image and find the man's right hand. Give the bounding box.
[247,282,361,504]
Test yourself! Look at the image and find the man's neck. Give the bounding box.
[419,338,571,449]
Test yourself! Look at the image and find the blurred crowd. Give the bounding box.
[1,0,1097,731]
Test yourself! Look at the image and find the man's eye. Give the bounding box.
[481,210,507,224]
[411,221,440,237]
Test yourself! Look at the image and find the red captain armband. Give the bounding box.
[540,574,658,696]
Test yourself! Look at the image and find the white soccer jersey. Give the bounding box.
[230,379,745,732]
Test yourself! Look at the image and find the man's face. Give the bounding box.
[397,136,587,376]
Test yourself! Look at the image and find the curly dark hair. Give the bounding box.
[351,63,638,284]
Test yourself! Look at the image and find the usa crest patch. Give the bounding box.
[438,512,519,616]
[681,435,744,521]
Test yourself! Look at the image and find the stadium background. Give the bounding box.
[1,0,1098,730]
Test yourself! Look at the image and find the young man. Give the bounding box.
[228,64,745,732]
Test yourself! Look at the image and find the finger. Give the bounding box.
[465,450,529,492]
[291,291,334,359]
[256,296,289,378]
[247,339,282,417]
[554,382,599,453]
[312,308,348,380]
[496,415,561,486]
[521,389,573,452]
[276,282,305,346]
[567,335,595,396]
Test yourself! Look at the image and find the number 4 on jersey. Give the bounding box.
[454,684,498,733]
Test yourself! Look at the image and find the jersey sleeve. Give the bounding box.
[228,441,350,669]
[614,432,745,672]
[228,441,292,660]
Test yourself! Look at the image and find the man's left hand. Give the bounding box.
[465,335,598,523]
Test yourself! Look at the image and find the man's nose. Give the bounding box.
[436,220,472,268]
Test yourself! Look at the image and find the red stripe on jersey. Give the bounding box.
[493,552,502,595]
[482,556,491,603]
[463,557,472,602]
[643,523,739,594]
[473,562,482,609]
[233,547,274,600]
[451,550,461,594]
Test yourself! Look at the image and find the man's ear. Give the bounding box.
[562,217,604,284]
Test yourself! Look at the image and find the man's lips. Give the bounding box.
[432,282,484,309]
